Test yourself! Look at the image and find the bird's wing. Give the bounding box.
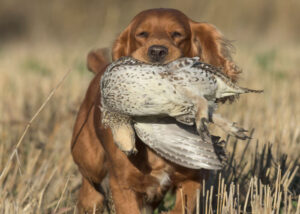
[165,57,199,70]
[133,117,226,170]
[190,61,263,98]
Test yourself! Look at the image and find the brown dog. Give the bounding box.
[71,8,240,213]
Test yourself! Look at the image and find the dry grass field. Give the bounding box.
[0,0,299,213]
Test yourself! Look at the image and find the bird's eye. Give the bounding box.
[171,31,182,38]
[137,31,149,38]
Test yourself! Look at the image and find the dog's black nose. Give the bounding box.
[148,45,168,62]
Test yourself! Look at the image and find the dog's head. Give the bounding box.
[87,8,240,81]
[112,8,240,81]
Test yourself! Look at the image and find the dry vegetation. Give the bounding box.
[0,0,299,213]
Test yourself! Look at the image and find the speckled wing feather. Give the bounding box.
[164,58,263,99]
[133,117,225,170]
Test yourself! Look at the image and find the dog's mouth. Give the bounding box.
[131,42,183,65]
[131,46,183,64]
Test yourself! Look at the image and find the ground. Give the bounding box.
[0,42,299,213]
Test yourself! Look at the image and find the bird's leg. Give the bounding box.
[102,111,137,155]
[177,88,211,139]
[212,114,249,140]
[194,96,211,140]
[111,122,137,155]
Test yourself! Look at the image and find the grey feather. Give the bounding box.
[133,117,225,170]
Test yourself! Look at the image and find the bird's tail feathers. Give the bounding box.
[240,87,264,94]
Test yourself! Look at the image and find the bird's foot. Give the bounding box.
[196,117,211,140]
[228,123,250,140]
[175,114,194,126]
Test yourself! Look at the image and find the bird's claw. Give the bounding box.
[197,117,211,140]
[230,123,250,140]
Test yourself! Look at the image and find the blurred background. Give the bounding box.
[1,0,300,48]
[0,0,299,213]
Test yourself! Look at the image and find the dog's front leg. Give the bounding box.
[169,177,207,214]
[109,175,143,214]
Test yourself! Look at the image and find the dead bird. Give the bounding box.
[100,56,262,157]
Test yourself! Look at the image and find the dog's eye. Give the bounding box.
[171,31,182,38]
[137,31,149,38]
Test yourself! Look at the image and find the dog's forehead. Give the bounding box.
[132,9,190,29]
[134,8,188,18]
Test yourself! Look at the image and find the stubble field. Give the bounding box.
[0,0,299,213]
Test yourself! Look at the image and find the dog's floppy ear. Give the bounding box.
[189,21,241,81]
[112,24,135,61]
[87,48,110,74]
